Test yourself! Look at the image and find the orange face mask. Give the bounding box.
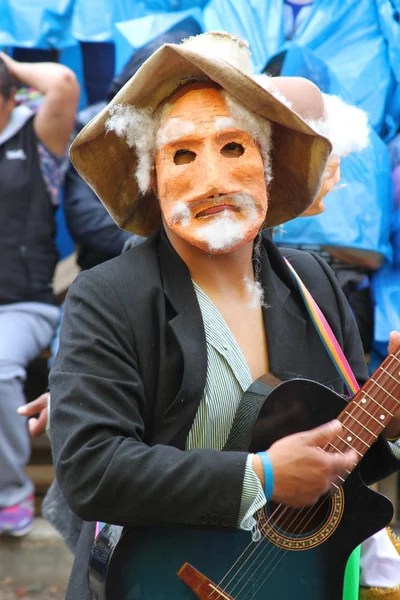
[301,156,341,217]
[155,84,268,254]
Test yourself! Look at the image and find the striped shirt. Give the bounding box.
[188,282,266,532]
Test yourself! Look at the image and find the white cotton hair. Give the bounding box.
[156,117,196,148]
[222,91,273,184]
[307,93,370,157]
[105,104,162,194]
[169,201,191,227]
[243,276,265,309]
[253,74,293,110]
[196,192,261,252]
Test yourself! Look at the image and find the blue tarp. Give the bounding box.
[273,45,394,262]
[204,0,400,139]
[113,8,204,72]
[0,0,208,47]
[0,0,74,49]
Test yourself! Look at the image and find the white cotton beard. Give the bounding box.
[169,201,191,227]
[197,210,248,252]
[187,192,261,253]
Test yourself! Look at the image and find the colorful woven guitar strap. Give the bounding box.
[284,258,360,396]
[94,259,361,540]
[284,258,362,600]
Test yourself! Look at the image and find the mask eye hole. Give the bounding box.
[174,149,196,165]
[220,142,244,158]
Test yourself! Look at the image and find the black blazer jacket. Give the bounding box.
[49,230,400,599]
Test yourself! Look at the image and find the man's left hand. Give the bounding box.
[383,331,400,440]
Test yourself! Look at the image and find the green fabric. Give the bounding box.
[343,546,361,600]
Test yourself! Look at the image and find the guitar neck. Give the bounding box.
[333,345,400,459]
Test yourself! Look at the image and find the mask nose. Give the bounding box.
[201,148,225,199]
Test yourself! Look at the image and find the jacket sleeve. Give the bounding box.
[304,252,400,485]
[49,268,247,529]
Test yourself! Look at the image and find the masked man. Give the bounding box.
[49,32,400,600]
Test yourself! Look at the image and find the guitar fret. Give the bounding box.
[369,379,400,404]
[390,353,400,365]
[341,424,370,447]
[336,436,363,457]
[346,412,377,438]
[379,366,400,385]
[356,403,383,426]
[325,442,352,473]
[362,392,394,416]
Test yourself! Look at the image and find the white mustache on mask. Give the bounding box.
[168,193,261,252]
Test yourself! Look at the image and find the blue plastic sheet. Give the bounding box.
[204,0,400,138]
[0,0,208,47]
[113,8,204,73]
[204,0,284,73]
[273,45,393,262]
[114,8,204,51]
[0,0,75,48]
[372,264,400,343]
[71,0,206,42]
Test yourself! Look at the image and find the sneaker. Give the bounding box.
[0,494,34,537]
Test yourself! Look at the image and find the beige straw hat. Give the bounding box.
[70,31,332,237]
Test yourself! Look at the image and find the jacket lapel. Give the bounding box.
[259,238,307,381]
[153,231,208,448]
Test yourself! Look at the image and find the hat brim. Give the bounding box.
[70,42,332,236]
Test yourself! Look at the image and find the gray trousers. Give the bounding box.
[0,302,60,507]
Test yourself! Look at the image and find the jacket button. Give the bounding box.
[210,514,219,525]
[199,513,208,525]
[221,516,230,527]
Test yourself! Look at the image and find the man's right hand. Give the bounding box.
[17,392,50,437]
[253,420,358,508]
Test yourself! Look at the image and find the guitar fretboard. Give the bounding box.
[328,346,400,460]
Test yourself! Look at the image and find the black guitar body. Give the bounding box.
[89,379,394,600]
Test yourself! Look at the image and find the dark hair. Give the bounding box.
[0,56,15,100]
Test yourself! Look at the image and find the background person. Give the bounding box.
[0,52,79,537]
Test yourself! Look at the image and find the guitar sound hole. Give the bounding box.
[258,488,344,550]
[268,496,331,537]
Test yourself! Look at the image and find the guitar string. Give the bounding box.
[209,358,400,599]
[208,354,400,600]
[230,360,400,600]
[228,359,400,600]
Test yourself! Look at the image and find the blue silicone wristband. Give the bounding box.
[257,451,274,500]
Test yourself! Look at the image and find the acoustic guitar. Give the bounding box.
[88,346,400,600]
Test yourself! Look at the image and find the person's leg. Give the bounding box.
[0,303,60,531]
[48,302,64,370]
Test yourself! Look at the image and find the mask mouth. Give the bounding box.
[191,193,241,219]
[195,204,240,218]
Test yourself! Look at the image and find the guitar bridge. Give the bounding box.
[178,563,234,600]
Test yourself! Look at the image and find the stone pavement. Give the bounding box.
[0,518,73,600]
